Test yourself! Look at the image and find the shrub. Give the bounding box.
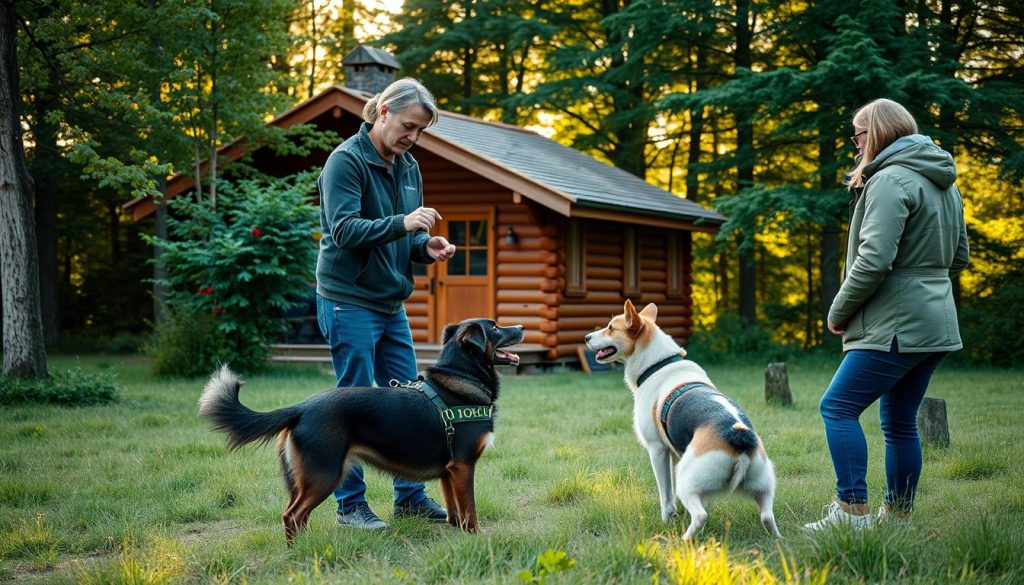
[686,313,793,363]
[144,306,229,378]
[144,172,319,374]
[0,369,119,406]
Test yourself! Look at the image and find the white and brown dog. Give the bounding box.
[585,300,781,540]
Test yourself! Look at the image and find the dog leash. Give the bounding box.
[389,377,493,459]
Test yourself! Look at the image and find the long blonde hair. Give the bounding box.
[844,98,918,190]
[362,78,439,126]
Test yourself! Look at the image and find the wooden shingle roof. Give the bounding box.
[428,112,725,228]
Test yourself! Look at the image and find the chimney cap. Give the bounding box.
[342,45,401,71]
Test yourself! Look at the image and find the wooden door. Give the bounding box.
[435,210,494,337]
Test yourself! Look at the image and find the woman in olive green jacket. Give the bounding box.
[805,99,969,532]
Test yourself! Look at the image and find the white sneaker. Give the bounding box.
[803,502,873,532]
[875,505,911,526]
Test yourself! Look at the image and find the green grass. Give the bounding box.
[1,353,1022,583]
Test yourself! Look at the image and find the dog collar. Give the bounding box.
[390,378,493,458]
[636,354,685,387]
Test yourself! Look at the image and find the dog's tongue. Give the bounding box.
[496,350,520,365]
[596,347,615,360]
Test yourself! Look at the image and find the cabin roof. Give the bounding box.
[125,86,724,231]
[428,113,725,227]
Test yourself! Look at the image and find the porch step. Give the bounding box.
[268,342,550,371]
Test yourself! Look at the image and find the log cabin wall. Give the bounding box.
[406,149,559,346]
[401,148,695,362]
[551,219,694,359]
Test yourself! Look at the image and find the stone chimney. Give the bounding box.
[342,45,401,95]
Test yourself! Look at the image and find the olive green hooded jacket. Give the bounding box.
[828,134,970,353]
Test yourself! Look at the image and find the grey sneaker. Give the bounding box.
[394,497,448,522]
[337,503,388,530]
[803,501,873,532]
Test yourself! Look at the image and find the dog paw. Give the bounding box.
[661,508,677,522]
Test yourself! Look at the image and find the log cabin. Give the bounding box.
[125,47,725,368]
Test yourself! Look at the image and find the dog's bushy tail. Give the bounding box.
[723,422,758,493]
[723,422,758,452]
[198,365,302,450]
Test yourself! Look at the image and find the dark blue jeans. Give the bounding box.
[316,295,427,512]
[819,341,947,511]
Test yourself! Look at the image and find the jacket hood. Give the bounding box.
[864,134,957,188]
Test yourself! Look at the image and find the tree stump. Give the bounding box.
[764,362,792,405]
[917,397,950,447]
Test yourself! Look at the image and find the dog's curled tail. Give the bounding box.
[198,365,301,450]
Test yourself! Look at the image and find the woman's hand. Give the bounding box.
[426,236,456,262]
[828,321,847,336]
[404,207,441,232]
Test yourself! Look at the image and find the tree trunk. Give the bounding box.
[685,46,706,202]
[153,179,169,325]
[0,0,48,378]
[819,128,841,348]
[33,118,59,343]
[735,0,756,326]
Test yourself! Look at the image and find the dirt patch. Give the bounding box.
[6,550,113,583]
[178,518,244,547]
[5,519,245,582]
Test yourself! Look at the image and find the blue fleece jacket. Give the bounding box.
[315,122,433,313]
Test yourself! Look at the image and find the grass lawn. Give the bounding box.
[1,353,1022,584]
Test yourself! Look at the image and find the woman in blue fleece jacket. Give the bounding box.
[315,78,456,530]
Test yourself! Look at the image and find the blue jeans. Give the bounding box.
[316,295,427,512]
[819,341,947,511]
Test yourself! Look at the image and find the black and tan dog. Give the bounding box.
[199,318,524,544]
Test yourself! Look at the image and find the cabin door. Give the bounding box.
[432,210,495,340]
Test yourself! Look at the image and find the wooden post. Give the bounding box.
[917,397,950,447]
[764,362,792,405]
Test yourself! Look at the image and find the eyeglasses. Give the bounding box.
[850,130,867,146]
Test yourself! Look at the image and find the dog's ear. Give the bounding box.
[459,322,489,354]
[639,303,658,322]
[442,323,461,344]
[624,299,642,331]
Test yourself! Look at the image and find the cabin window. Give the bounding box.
[447,220,489,277]
[565,220,586,296]
[623,227,640,297]
[667,231,686,298]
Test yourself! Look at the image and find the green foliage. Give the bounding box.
[0,369,118,406]
[144,173,318,374]
[686,313,792,363]
[144,307,229,378]
[517,548,576,584]
[958,233,1024,367]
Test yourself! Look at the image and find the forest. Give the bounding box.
[5,0,1023,366]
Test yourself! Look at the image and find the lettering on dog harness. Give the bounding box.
[636,354,685,387]
[389,378,493,459]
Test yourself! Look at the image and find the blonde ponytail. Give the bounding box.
[363,95,382,123]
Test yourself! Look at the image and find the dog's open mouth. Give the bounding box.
[594,346,618,362]
[494,349,520,366]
